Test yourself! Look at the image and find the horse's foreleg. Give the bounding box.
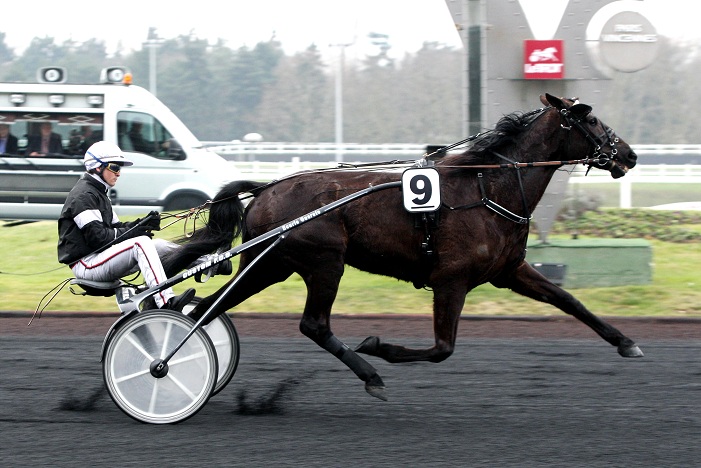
[355,282,467,364]
[495,262,643,357]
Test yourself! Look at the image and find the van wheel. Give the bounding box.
[164,193,207,212]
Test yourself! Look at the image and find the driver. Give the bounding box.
[57,141,195,312]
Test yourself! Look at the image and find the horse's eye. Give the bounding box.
[588,117,598,126]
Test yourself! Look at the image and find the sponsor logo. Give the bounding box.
[529,46,559,62]
[524,40,564,80]
[182,250,232,279]
[281,209,321,232]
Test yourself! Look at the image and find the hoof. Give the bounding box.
[365,373,387,401]
[618,344,644,358]
[355,336,380,355]
[365,383,388,401]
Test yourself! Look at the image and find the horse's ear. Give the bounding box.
[542,93,565,109]
[570,103,593,117]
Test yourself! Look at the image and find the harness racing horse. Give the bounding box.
[162,94,643,402]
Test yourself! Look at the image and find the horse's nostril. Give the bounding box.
[630,151,638,161]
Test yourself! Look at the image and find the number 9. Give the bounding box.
[410,174,432,205]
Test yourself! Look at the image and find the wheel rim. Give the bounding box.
[103,310,217,424]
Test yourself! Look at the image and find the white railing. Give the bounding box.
[229,159,337,179]
[570,164,701,182]
[631,144,701,154]
[568,164,701,208]
[210,143,701,209]
[206,142,427,160]
[228,161,701,209]
[205,142,701,158]
[229,160,701,182]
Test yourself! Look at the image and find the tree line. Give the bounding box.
[0,31,698,145]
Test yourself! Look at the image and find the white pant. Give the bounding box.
[71,237,176,308]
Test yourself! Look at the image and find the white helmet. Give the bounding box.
[83,141,133,171]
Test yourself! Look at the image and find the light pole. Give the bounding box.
[143,27,164,96]
[331,41,353,163]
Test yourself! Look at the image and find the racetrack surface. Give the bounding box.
[2,313,700,467]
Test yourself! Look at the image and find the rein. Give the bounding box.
[159,202,215,238]
[433,156,607,170]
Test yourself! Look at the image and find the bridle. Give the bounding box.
[427,105,625,175]
[556,104,625,178]
[438,103,628,224]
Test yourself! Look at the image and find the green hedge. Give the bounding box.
[549,209,701,243]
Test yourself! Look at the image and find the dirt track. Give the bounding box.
[2,313,701,467]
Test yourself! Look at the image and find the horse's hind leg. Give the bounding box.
[495,261,643,357]
[297,256,388,401]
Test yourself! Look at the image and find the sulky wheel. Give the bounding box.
[203,312,240,395]
[183,297,240,396]
[103,309,218,424]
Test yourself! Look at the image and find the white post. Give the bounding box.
[333,45,348,163]
[620,177,632,208]
[148,45,157,96]
[143,28,164,97]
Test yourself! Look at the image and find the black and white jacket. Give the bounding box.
[57,173,142,265]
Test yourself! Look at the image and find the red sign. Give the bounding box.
[524,40,564,79]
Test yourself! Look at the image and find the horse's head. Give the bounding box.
[541,93,637,179]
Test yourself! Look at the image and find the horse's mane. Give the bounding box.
[441,107,550,166]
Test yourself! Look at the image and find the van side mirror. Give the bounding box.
[166,139,186,160]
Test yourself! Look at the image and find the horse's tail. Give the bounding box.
[161,180,267,275]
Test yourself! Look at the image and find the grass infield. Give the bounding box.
[1,210,700,318]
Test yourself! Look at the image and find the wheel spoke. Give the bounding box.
[168,350,207,367]
[148,378,160,414]
[125,333,154,361]
[114,367,151,384]
[166,372,199,401]
[160,321,174,359]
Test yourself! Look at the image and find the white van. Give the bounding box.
[0,67,239,220]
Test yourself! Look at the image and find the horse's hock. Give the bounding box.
[526,238,652,288]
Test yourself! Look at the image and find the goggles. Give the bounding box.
[103,162,122,174]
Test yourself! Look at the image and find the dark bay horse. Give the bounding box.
[163,94,642,401]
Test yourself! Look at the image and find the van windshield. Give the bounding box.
[0,111,102,157]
